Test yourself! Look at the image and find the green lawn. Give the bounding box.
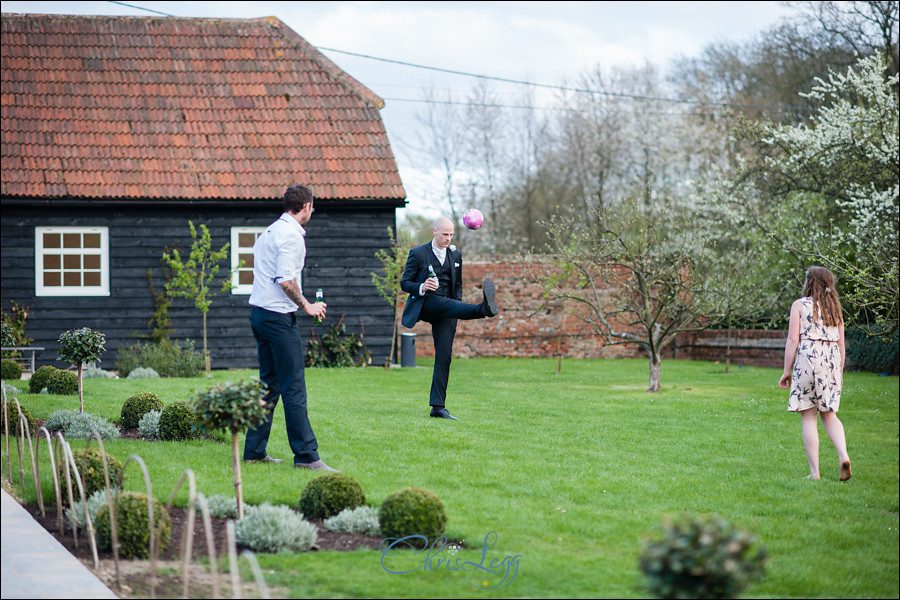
[3,358,898,598]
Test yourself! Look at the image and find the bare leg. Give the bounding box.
[820,411,851,481]
[800,408,820,479]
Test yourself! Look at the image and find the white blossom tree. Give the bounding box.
[762,55,898,333]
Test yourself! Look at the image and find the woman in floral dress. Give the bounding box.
[778,267,851,481]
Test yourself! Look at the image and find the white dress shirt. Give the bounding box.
[248,213,306,313]
[419,240,448,296]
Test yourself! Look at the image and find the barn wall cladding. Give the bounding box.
[1,203,396,369]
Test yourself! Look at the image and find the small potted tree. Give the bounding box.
[192,379,269,518]
[57,327,106,413]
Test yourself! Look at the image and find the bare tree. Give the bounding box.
[538,199,719,392]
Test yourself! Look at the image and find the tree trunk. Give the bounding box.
[231,432,244,519]
[647,352,662,393]
[202,311,211,374]
[77,363,84,413]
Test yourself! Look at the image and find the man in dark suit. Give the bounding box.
[401,216,498,420]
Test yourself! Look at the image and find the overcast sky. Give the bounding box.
[3,1,803,217]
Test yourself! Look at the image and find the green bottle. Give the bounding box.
[314,288,324,324]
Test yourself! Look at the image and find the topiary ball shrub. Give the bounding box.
[58,447,124,500]
[120,392,164,429]
[378,487,447,543]
[29,365,58,393]
[235,503,317,553]
[94,491,171,559]
[1,359,22,381]
[4,400,35,437]
[157,401,196,441]
[47,369,78,395]
[298,472,366,520]
[639,514,767,600]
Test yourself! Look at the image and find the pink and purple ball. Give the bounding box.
[463,208,484,230]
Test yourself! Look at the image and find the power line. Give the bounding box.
[107,1,174,17]
[107,1,804,114]
[318,46,806,113]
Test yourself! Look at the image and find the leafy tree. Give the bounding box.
[161,222,235,373]
[370,228,414,365]
[192,379,269,519]
[57,327,106,413]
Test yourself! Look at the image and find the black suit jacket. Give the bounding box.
[400,243,463,329]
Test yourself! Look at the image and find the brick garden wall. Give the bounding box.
[396,256,787,368]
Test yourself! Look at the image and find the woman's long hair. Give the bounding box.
[803,266,844,328]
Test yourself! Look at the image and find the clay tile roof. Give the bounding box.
[1,13,406,202]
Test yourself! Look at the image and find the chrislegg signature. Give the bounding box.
[379,531,520,590]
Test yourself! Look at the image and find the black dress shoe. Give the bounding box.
[482,277,499,317]
[430,407,460,421]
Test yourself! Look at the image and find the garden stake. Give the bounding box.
[226,520,243,599]
[87,434,122,590]
[61,438,100,568]
[38,427,63,533]
[164,469,198,599]
[232,434,244,519]
[57,433,78,549]
[120,454,158,598]
[241,550,271,599]
[2,387,10,482]
[195,493,222,599]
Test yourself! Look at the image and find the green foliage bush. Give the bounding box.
[94,492,171,559]
[323,505,381,536]
[59,447,124,500]
[120,392,164,429]
[4,400,35,437]
[137,410,161,439]
[1,359,22,381]
[44,409,79,432]
[378,487,447,542]
[127,367,160,379]
[846,328,899,375]
[298,472,366,520]
[235,503,317,553]
[82,366,116,379]
[639,514,767,600]
[60,412,120,440]
[57,327,106,367]
[47,369,78,395]
[201,493,240,519]
[66,489,112,533]
[115,339,204,378]
[305,321,371,368]
[29,365,58,393]
[157,401,196,441]
[192,378,269,435]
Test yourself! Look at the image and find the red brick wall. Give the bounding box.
[396,257,787,367]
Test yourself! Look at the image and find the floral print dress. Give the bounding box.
[788,297,842,413]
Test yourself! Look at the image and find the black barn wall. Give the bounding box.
[0,202,397,370]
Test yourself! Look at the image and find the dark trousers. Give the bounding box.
[420,294,483,407]
[245,307,319,464]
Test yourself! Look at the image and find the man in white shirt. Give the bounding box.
[245,184,336,471]
[400,216,499,420]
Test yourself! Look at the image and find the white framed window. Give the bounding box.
[35,226,110,296]
[231,227,265,294]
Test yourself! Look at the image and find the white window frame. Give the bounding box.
[231,227,265,294]
[35,226,110,297]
